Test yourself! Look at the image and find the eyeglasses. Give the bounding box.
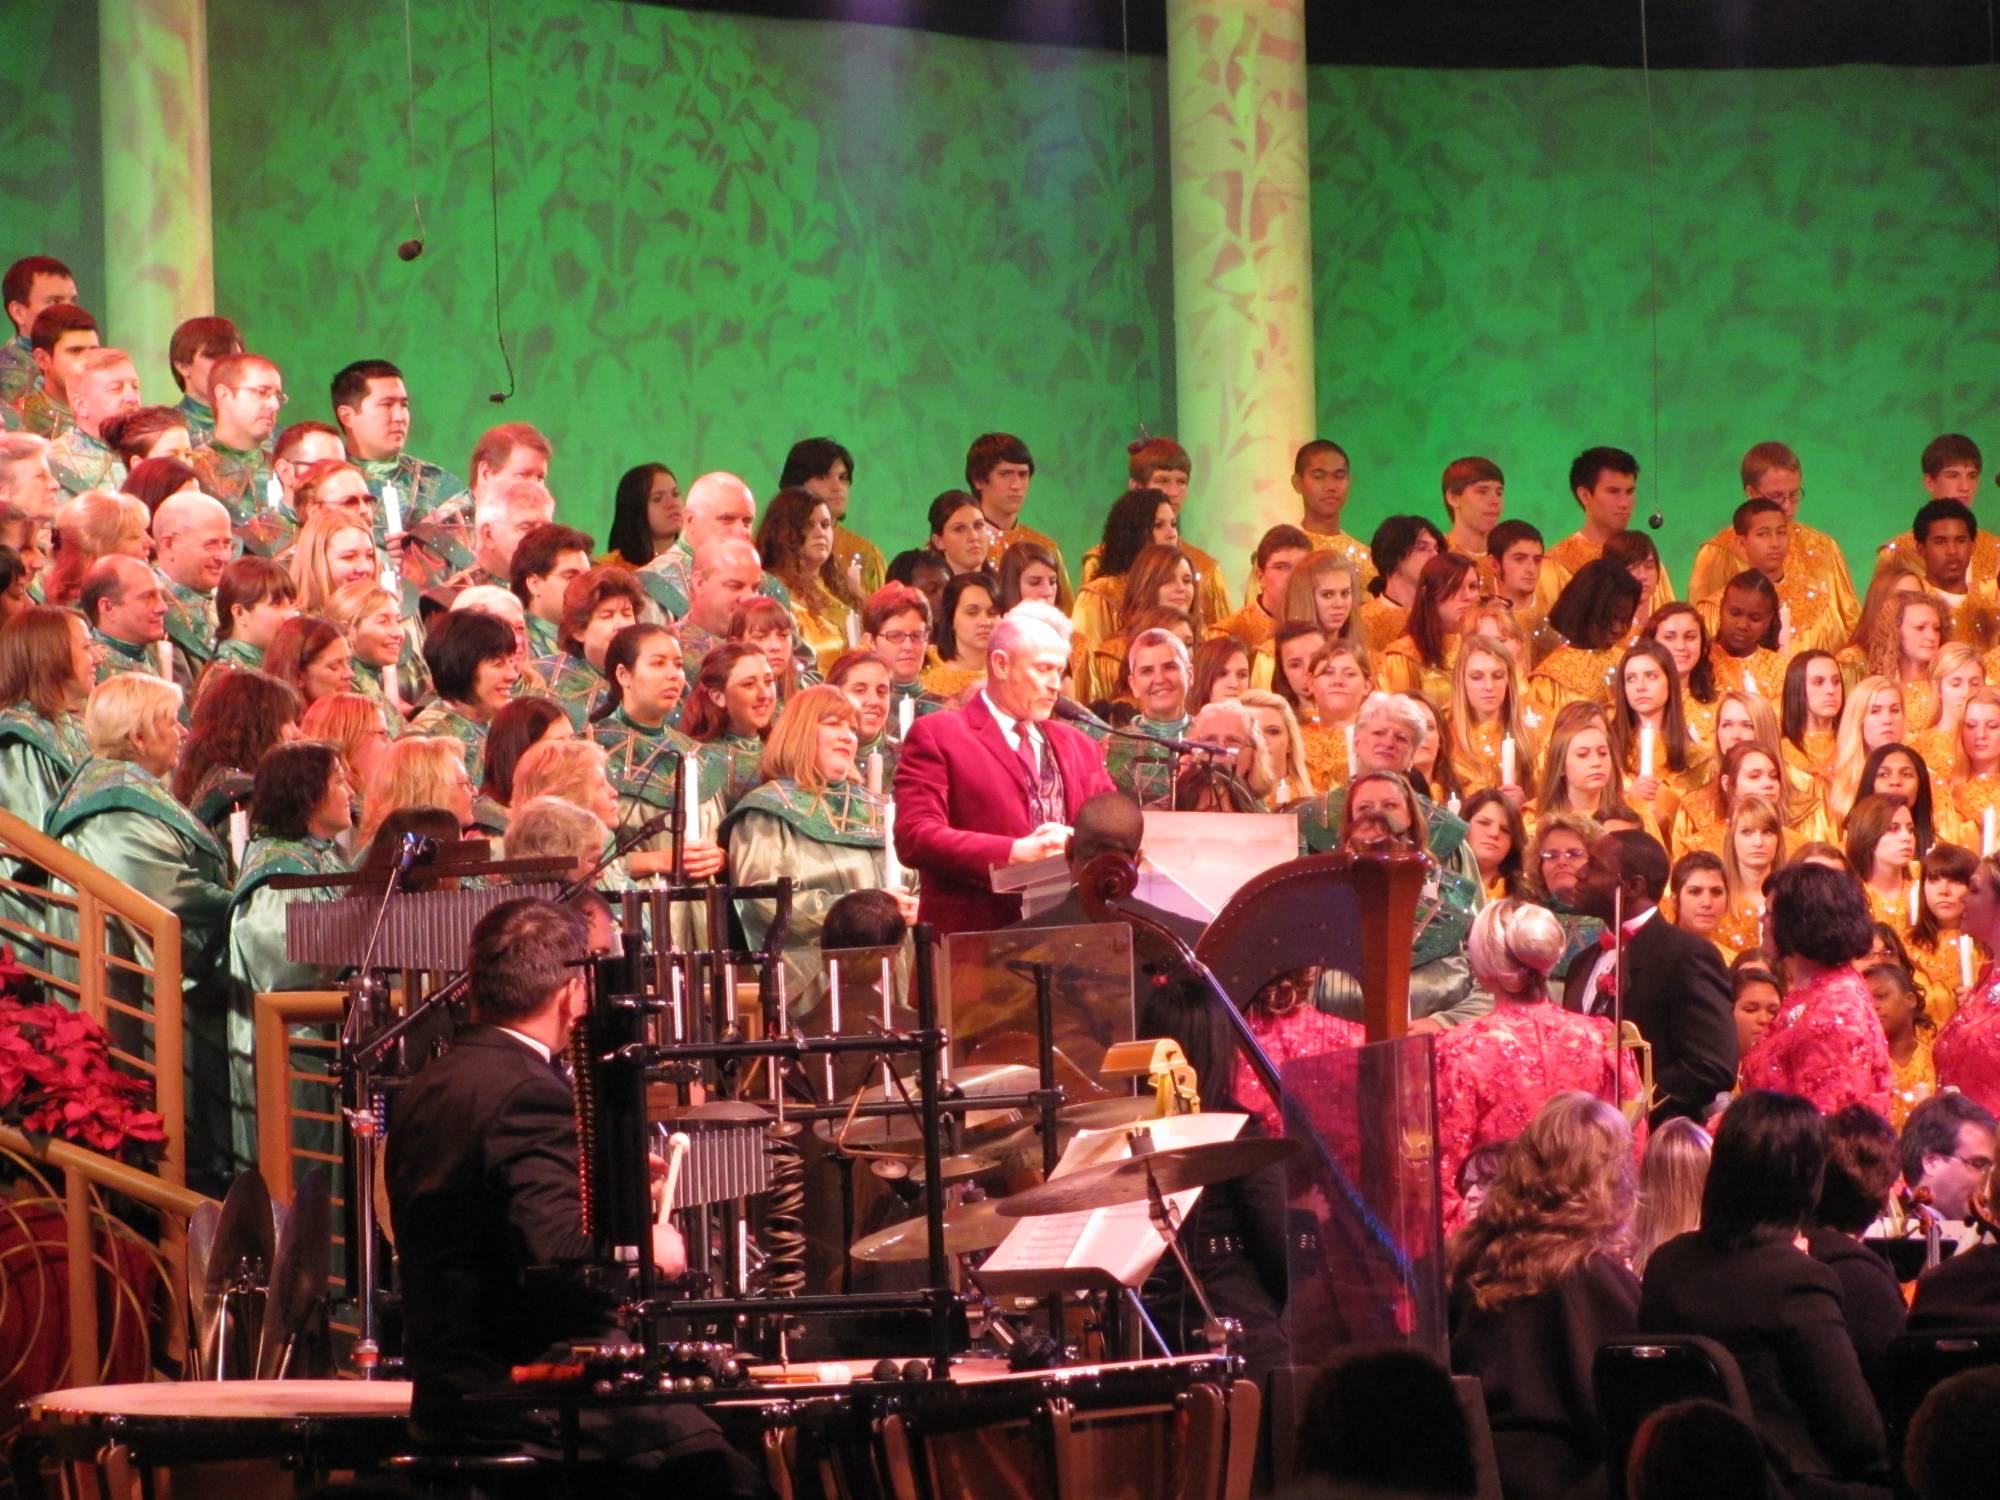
[1951,1154,1995,1173]
[238,385,289,406]
[1539,847,1589,864]
[874,630,927,647]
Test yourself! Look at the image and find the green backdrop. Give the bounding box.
[2,1,1995,588]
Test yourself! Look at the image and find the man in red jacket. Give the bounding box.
[894,600,1115,935]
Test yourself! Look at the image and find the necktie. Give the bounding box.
[1015,723,1040,785]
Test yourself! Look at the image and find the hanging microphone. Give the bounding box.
[396,238,424,262]
[1647,507,1664,531]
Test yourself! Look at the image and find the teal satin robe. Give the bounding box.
[407,699,490,783]
[0,707,89,967]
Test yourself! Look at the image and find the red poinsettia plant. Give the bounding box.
[0,952,166,1162]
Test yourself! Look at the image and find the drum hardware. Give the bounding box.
[257,1166,333,1380]
[195,1167,278,1381]
[510,1339,750,1395]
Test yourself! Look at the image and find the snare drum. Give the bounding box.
[17,1379,413,1500]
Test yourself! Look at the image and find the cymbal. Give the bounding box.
[963,1095,1162,1155]
[997,1138,1301,1218]
[870,1153,1000,1187]
[815,1063,1040,1146]
[849,1196,1016,1262]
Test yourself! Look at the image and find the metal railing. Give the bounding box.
[0,804,190,1394]
[254,990,351,1307]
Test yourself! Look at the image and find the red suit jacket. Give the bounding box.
[894,694,1115,936]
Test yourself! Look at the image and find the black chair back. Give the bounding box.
[1594,1335,1755,1500]
[1884,1327,2000,1463]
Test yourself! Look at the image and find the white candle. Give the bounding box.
[383,663,401,710]
[155,641,174,681]
[1961,934,1976,989]
[866,750,884,796]
[1983,807,1994,856]
[1446,793,1461,817]
[897,696,914,741]
[1639,723,1656,779]
[845,611,860,649]
[228,808,248,868]
[381,481,403,536]
[1909,878,1921,927]
[881,800,903,888]
[381,566,399,598]
[682,756,703,846]
[1344,723,1357,774]
[1501,734,1517,787]
[264,475,282,512]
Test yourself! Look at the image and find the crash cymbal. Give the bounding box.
[849,1197,1016,1263]
[997,1138,1301,1218]
[815,1063,1039,1146]
[871,1153,1001,1187]
[258,1167,332,1379]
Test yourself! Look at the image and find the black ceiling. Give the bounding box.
[640,0,1997,69]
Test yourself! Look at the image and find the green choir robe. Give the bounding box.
[14,388,70,439]
[161,574,219,675]
[1308,862,1491,1029]
[1104,713,1192,807]
[174,392,216,445]
[407,698,490,783]
[721,778,891,1011]
[638,538,792,619]
[350,660,407,737]
[49,425,125,495]
[0,335,36,404]
[0,707,89,965]
[233,498,298,559]
[46,757,236,1184]
[525,612,558,662]
[186,762,254,849]
[188,441,273,523]
[1300,782,1482,886]
[531,650,605,729]
[227,833,346,997]
[696,732,766,819]
[92,628,171,686]
[355,452,465,531]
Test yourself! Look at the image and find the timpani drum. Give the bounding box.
[15,1379,413,1500]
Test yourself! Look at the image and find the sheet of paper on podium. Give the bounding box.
[988,851,1074,917]
[981,1110,1247,1287]
[1137,811,1299,922]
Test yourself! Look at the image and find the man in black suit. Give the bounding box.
[387,897,764,1496]
[1565,828,1736,1125]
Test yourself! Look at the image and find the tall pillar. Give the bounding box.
[1165,0,1316,573]
[99,0,214,398]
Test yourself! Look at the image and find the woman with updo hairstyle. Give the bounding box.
[45,490,151,607]
[322,578,415,724]
[172,669,303,842]
[101,406,191,468]
[1740,863,1893,1116]
[1448,1092,1640,1500]
[1069,487,1179,657]
[1435,900,1640,1231]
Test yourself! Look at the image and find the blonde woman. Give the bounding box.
[291,509,382,615]
[1669,741,1792,864]
[1630,1117,1712,1276]
[1448,635,1537,804]
[1298,641,1371,790]
[325,579,420,725]
[46,489,151,608]
[1865,590,1946,734]
[1714,794,1785,957]
[1952,687,2000,834]
[1239,688,1314,806]
[1533,703,1651,841]
[358,735,475,848]
[1279,551,1365,660]
[1826,675,1907,826]
[1907,641,1984,775]
[299,692,394,855]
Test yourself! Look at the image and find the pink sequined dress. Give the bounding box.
[1935,964,2000,1116]
[1739,964,1893,1117]
[1233,1002,1367,1139]
[1433,1001,1636,1232]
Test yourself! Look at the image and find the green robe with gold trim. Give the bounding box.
[92,628,170,686]
[721,778,890,1011]
[161,573,219,677]
[0,335,36,404]
[695,732,766,819]
[0,706,89,966]
[50,425,124,495]
[638,537,793,619]
[532,649,605,730]
[1299,782,1480,884]
[356,452,465,531]
[188,441,273,524]
[175,392,215,445]
[407,698,490,783]
[1104,713,1191,807]
[13,388,70,438]
[227,833,346,997]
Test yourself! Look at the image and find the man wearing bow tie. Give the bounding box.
[1565,829,1737,1125]
[894,600,1115,936]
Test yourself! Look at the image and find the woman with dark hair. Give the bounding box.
[920,572,999,700]
[780,435,884,599]
[1741,863,1893,1115]
[884,548,949,624]
[172,669,303,843]
[227,741,353,998]
[1807,1103,1907,1405]
[1602,529,1664,634]
[1070,488,1179,656]
[120,455,200,513]
[1086,545,1198,704]
[1907,842,1982,1025]
[727,595,809,700]
[995,538,1063,613]
[1271,620,1327,722]
[1610,638,1700,835]
[1189,635,1251,714]
[472,696,571,836]
[1781,649,1845,785]
[1461,788,1529,900]
[588,623,724,881]
[207,555,299,677]
[263,613,355,710]
[926,489,990,578]
[756,486,857,674]
[1638,1091,1890,1496]
[1845,793,1920,939]
[535,565,646,729]
[603,462,679,568]
[409,608,520,782]
[681,641,778,820]
[1645,602,1720,746]
[1529,559,1644,721]
[1377,551,1481,704]
[1357,513,1446,651]
[827,648,897,789]
[1449,1092,1639,1500]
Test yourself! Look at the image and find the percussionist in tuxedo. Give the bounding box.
[895,600,1116,935]
[386,897,766,1497]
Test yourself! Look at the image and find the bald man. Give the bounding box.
[50,348,141,495]
[637,470,792,617]
[80,554,170,685]
[187,353,284,520]
[153,491,235,681]
[681,536,764,677]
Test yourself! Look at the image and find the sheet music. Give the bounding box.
[981,1111,1248,1286]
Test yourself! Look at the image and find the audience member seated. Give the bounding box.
[1290,1344,1479,1500]
[1805,1104,1907,1405]
[1902,1366,2000,1500]
[1625,1398,1778,1500]
[1449,1091,1639,1500]
[1638,1090,1890,1498]
[1631,1116,1713,1275]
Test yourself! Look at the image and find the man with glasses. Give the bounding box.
[1890,1093,1998,1249]
[151,491,235,689]
[189,353,286,520]
[1686,441,1860,638]
[857,582,946,732]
